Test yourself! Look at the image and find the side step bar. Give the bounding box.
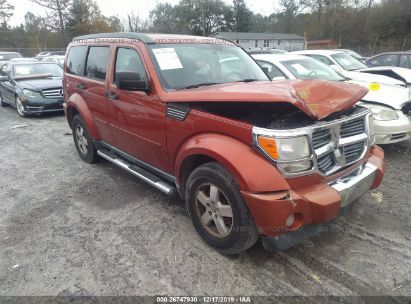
[97,149,176,197]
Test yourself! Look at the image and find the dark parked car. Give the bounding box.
[365,51,411,69]
[0,62,64,117]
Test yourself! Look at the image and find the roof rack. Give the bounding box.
[72,32,155,44]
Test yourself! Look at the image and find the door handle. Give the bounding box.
[77,83,86,90]
[106,91,118,99]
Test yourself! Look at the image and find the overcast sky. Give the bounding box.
[11,0,280,26]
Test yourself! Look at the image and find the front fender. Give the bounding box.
[175,133,290,192]
[66,93,101,140]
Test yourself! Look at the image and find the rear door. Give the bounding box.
[82,45,113,143]
[107,45,168,171]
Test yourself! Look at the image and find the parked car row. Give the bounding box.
[0,34,408,254]
[253,52,411,145]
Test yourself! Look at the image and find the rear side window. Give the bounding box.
[370,54,398,67]
[400,55,411,69]
[66,46,87,76]
[85,46,110,81]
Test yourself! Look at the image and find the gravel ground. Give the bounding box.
[0,105,410,300]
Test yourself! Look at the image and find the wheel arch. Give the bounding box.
[175,133,290,194]
[66,93,101,139]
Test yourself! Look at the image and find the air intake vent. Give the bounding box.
[42,88,63,98]
[166,104,190,121]
[340,118,364,138]
[317,153,334,173]
[343,142,365,163]
[312,129,331,149]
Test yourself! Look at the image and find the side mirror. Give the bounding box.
[0,75,9,82]
[115,72,149,92]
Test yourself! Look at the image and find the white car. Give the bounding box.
[44,55,65,68]
[358,66,411,87]
[292,50,406,87]
[253,54,411,144]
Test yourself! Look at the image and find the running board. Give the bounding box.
[97,149,176,197]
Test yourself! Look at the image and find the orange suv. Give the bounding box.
[63,33,385,254]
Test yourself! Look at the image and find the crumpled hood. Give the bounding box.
[343,70,405,86]
[347,79,411,109]
[162,80,368,120]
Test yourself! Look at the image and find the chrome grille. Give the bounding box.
[42,88,63,98]
[312,108,370,175]
[340,118,364,138]
[343,142,365,163]
[317,153,334,173]
[312,129,331,149]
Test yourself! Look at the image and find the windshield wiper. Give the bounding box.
[178,82,220,90]
[234,79,259,83]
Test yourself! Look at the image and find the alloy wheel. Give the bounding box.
[75,124,88,155]
[16,98,25,116]
[194,183,234,238]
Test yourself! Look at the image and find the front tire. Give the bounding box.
[15,97,26,117]
[185,162,259,255]
[72,115,99,164]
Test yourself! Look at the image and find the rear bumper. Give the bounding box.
[242,146,385,251]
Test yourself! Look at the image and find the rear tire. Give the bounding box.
[72,115,99,164]
[185,162,259,255]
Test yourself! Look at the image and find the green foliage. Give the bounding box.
[0,0,410,55]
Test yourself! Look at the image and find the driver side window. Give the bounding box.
[115,48,148,84]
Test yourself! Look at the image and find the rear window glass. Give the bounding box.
[85,46,110,81]
[66,46,87,76]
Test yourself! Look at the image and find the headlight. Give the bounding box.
[369,105,398,121]
[22,89,42,98]
[256,135,312,174]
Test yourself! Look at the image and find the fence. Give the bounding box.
[0,48,66,57]
[343,38,411,57]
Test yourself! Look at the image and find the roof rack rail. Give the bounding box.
[72,32,155,44]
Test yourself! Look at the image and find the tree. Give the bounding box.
[66,0,122,36]
[127,11,150,32]
[150,3,181,33]
[31,0,70,34]
[0,0,14,25]
[278,0,309,33]
[232,0,252,31]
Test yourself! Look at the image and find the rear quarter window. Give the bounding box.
[66,45,88,76]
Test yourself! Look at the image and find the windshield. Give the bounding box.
[331,53,367,71]
[281,58,346,81]
[148,44,268,90]
[13,63,63,78]
[58,58,64,66]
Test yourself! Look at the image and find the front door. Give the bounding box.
[107,46,168,172]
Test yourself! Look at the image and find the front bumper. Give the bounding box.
[21,97,64,114]
[374,112,411,144]
[242,146,385,251]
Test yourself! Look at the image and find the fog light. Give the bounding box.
[285,214,295,227]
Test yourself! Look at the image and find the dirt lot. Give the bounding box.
[0,105,410,300]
